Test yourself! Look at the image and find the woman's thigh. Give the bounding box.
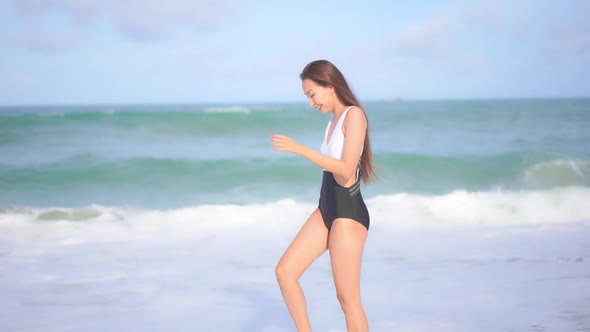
[276,208,329,280]
[328,218,368,295]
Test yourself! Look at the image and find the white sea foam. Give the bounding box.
[523,159,590,187]
[369,185,590,229]
[1,190,589,331]
[1,187,589,247]
[1,187,588,231]
[203,106,251,114]
[103,107,117,114]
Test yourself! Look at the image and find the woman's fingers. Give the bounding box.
[272,134,291,151]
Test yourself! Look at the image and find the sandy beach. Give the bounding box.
[1,200,589,332]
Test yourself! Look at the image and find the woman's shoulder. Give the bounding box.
[343,106,367,133]
[345,106,367,124]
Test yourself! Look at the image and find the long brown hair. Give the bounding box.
[300,60,377,183]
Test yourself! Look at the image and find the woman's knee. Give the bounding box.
[336,290,362,312]
[275,261,295,284]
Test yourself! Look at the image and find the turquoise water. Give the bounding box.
[1,99,589,209]
[2,99,590,332]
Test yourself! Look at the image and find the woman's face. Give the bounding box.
[302,78,334,114]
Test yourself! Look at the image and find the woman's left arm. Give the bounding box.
[272,107,366,180]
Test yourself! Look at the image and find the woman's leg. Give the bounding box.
[328,218,369,332]
[275,208,329,332]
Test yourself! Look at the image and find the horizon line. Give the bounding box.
[1,95,589,108]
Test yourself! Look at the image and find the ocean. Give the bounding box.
[1,99,590,331]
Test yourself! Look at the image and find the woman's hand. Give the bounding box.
[271,134,303,154]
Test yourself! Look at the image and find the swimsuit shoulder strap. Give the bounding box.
[337,105,355,131]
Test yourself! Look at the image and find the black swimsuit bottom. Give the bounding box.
[318,171,370,231]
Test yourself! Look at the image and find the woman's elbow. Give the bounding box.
[339,164,358,180]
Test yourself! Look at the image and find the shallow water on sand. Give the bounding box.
[1,207,588,331]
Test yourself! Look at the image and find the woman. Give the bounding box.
[271,59,376,332]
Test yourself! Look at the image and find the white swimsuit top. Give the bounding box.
[321,106,354,159]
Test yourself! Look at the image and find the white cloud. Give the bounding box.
[456,53,490,73]
[460,2,504,30]
[541,18,590,59]
[15,29,80,53]
[390,19,455,58]
[5,72,37,85]
[11,0,242,41]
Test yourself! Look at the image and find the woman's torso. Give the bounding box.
[320,106,362,188]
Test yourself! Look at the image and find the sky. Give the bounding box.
[0,0,589,105]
